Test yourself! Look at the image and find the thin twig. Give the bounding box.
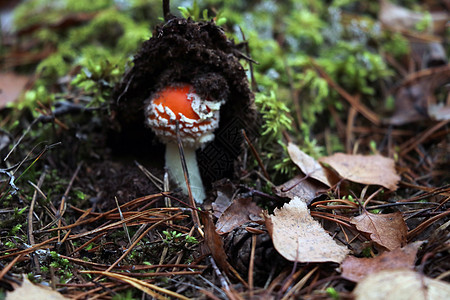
[94,212,183,281]
[57,162,83,244]
[248,234,257,298]
[310,58,381,125]
[28,169,47,271]
[0,254,24,281]
[175,121,202,235]
[399,120,449,156]
[115,196,132,246]
[242,129,270,181]
[4,119,38,162]
[135,160,163,191]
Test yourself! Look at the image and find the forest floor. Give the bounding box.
[1,1,449,299]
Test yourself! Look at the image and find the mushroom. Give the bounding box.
[146,84,224,203]
[112,17,258,203]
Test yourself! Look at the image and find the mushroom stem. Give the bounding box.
[165,142,206,203]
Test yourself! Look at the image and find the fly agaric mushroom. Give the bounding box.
[146,84,224,202]
[112,17,258,204]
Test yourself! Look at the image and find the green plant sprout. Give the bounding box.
[178,0,227,25]
[48,251,73,283]
[162,230,198,245]
[162,230,182,242]
[326,287,340,300]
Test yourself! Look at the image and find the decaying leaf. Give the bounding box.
[354,269,450,300]
[0,72,30,108]
[351,211,407,251]
[265,196,349,263]
[379,0,448,34]
[342,241,422,282]
[319,153,400,191]
[275,175,326,204]
[287,142,329,186]
[199,212,230,274]
[6,276,68,300]
[216,198,263,234]
[389,66,450,125]
[211,180,235,218]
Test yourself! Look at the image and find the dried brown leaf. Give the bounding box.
[287,142,329,186]
[216,198,263,234]
[199,212,230,274]
[275,175,325,204]
[265,196,349,263]
[211,180,235,218]
[351,211,407,251]
[319,153,400,190]
[6,276,68,300]
[0,72,30,108]
[354,269,450,300]
[389,66,450,125]
[342,242,422,282]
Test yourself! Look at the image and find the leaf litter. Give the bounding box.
[350,210,408,251]
[354,269,450,300]
[319,153,401,191]
[216,197,263,234]
[6,276,68,300]
[341,241,423,282]
[1,1,450,299]
[265,196,349,263]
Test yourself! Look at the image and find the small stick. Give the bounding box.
[0,254,23,281]
[242,129,270,181]
[175,121,202,235]
[94,212,182,281]
[4,119,38,162]
[57,162,83,243]
[248,234,257,298]
[135,160,163,190]
[210,257,242,300]
[28,169,47,271]
[115,196,132,246]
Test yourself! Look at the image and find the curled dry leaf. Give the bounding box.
[199,212,230,274]
[6,276,68,300]
[287,142,330,186]
[211,180,235,218]
[216,198,263,234]
[275,175,325,205]
[341,241,422,282]
[354,269,450,300]
[319,153,400,191]
[351,211,407,251]
[265,196,349,263]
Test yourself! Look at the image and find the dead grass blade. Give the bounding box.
[81,270,189,300]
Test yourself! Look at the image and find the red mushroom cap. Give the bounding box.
[146,84,223,147]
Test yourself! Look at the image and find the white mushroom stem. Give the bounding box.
[164,142,206,203]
